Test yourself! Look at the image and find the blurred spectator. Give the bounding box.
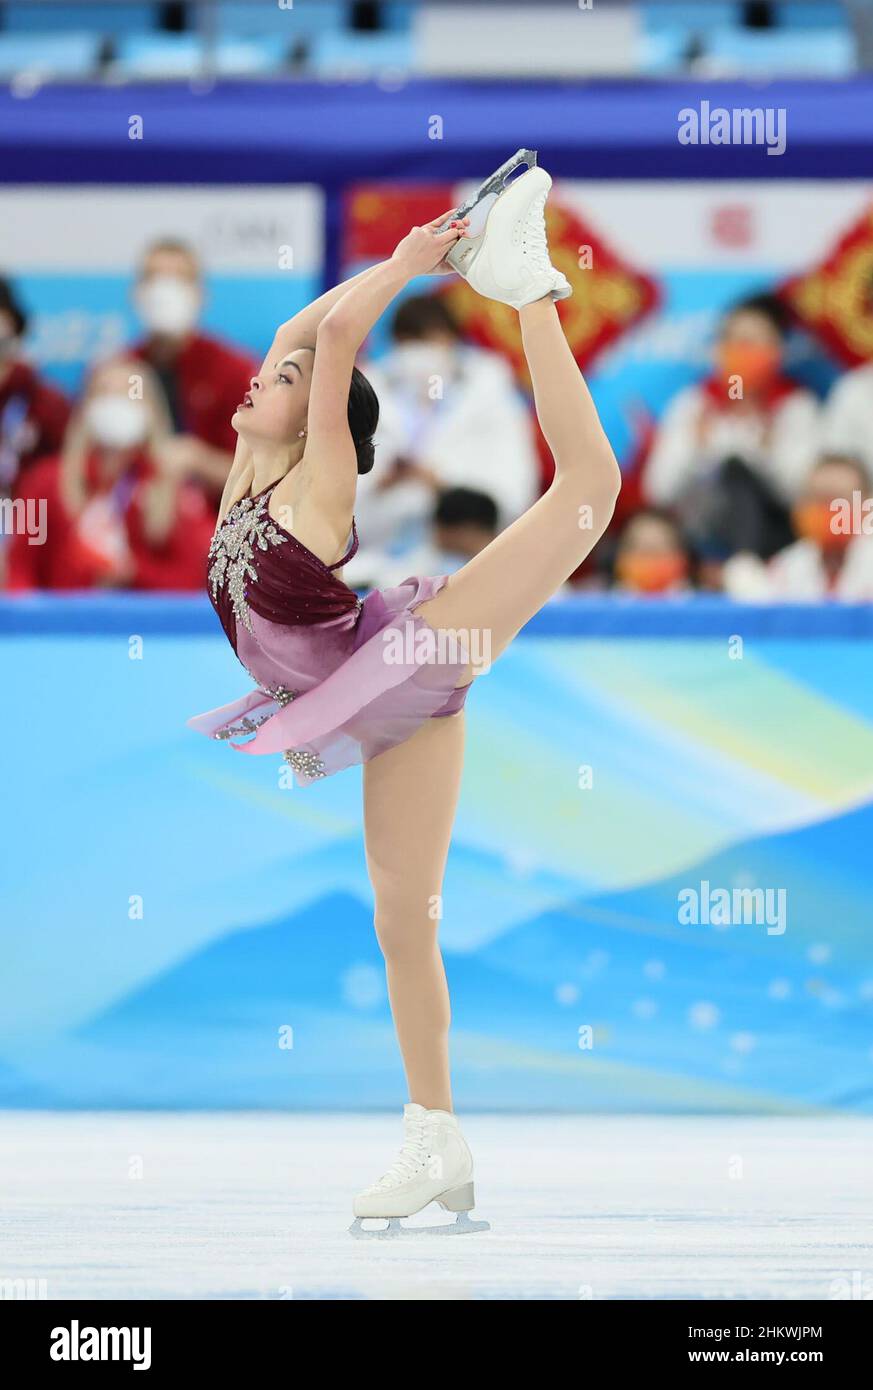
[820,334,873,476]
[128,239,257,504]
[345,485,499,590]
[723,454,873,601]
[357,295,538,551]
[611,508,695,596]
[643,294,820,567]
[6,357,214,591]
[0,276,71,490]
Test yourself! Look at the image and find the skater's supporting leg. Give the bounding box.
[363,710,466,1113]
[414,297,621,665]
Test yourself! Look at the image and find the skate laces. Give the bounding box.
[522,191,551,271]
[373,1114,431,1189]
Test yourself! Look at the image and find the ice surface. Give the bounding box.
[1,1112,870,1301]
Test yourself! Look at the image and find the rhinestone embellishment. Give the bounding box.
[208,494,288,635]
[220,682,323,775]
[262,684,297,707]
[214,714,271,740]
[259,686,325,775]
[283,749,327,779]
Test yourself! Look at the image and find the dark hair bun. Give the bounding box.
[355,436,375,475]
[347,365,379,476]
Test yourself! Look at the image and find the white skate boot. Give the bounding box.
[441,150,571,310]
[349,1103,490,1238]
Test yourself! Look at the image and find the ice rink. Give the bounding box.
[2,1112,871,1301]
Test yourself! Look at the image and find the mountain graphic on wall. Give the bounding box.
[4,799,869,1113]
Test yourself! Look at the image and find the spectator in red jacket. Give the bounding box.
[0,275,71,490]
[724,453,873,602]
[643,293,820,577]
[128,238,257,505]
[5,356,214,591]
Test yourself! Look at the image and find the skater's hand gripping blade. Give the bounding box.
[349,1212,491,1239]
[436,148,538,236]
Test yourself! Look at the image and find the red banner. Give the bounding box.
[780,204,873,367]
[343,183,660,379]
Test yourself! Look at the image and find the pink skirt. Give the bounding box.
[188,574,471,787]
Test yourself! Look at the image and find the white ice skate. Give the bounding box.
[349,1103,490,1238]
[440,148,571,310]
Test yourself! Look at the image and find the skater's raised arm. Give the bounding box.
[264,261,391,368]
[297,216,466,521]
[216,227,464,530]
[256,251,446,388]
[215,263,396,526]
[316,215,465,352]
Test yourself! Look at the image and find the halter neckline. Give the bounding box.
[237,483,357,573]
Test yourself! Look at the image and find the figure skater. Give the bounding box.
[189,157,621,1236]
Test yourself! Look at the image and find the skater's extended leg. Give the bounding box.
[414,297,621,666]
[363,710,465,1113]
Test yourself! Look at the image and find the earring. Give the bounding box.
[297,428,307,438]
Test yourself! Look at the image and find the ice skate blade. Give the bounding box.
[437,147,537,235]
[349,1212,491,1239]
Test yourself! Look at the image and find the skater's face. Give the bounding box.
[233,347,314,446]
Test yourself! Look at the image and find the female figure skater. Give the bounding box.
[190,161,621,1235]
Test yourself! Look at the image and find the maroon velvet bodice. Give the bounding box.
[207,485,360,650]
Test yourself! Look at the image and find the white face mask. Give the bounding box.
[135,275,200,336]
[391,342,456,392]
[84,394,149,450]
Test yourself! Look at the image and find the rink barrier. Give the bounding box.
[2,594,873,638]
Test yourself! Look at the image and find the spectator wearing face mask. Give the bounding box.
[6,356,215,591]
[128,238,258,504]
[643,294,820,566]
[345,486,500,590]
[611,508,695,597]
[355,294,538,552]
[723,454,873,601]
[0,275,71,491]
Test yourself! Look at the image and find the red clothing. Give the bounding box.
[699,371,800,413]
[131,330,256,454]
[0,361,71,482]
[5,453,215,592]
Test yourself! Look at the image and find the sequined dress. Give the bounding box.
[188,484,471,786]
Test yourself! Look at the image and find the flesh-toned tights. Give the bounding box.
[363,299,620,1110]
